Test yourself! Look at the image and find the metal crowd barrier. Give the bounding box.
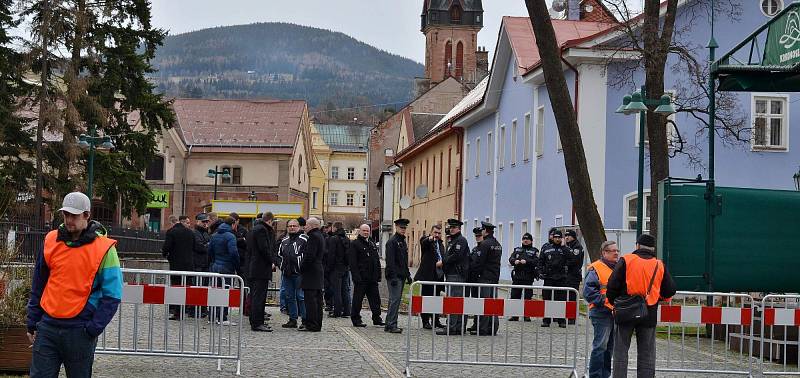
[759,294,800,376]
[95,268,246,375]
[404,281,580,377]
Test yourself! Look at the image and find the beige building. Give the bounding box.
[308,124,371,229]
[141,99,313,230]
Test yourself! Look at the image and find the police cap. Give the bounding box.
[480,221,495,230]
[394,218,410,227]
[447,218,463,227]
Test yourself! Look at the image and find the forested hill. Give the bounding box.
[150,22,424,122]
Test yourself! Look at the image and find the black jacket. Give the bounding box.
[442,232,470,280]
[538,242,569,282]
[300,228,326,290]
[247,220,275,280]
[162,223,195,271]
[233,224,248,273]
[348,236,381,283]
[326,229,350,273]
[415,236,444,282]
[468,242,482,283]
[565,240,585,285]
[192,225,211,271]
[509,245,539,282]
[278,233,307,277]
[606,248,677,327]
[474,235,502,284]
[385,233,410,280]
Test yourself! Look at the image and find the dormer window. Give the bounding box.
[450,5,462,24]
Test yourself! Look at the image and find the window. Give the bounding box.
[346,192,355,206]
[487,132,493,174]
[536,107,545,157]
[498,125,506,169]
[331,166,339,179]
[347,167,355,180]
[312,189,319,209]
[447,147,452,186]
[450,4,462,23]
[761,0,783,16]
[221,166,242,185]
[361,192,366,207]
[523,113,532,161]
[752,95,789,150]
[363,168,367,180]
[511,120,519,165]
[476,15,482,23]
[439,151,444,190]
[498,223,504,245]
[145,155,165,181]
[521,220,529,234]
[297,156,303,185]
[535,219,542,246]
[330,192,338,206]
[432,156,436,192]
[444,41,453,77]
[474,138,480,177]
[456,42,464,78]
[625,192,653,231]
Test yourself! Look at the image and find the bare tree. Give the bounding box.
[525,0,607,260]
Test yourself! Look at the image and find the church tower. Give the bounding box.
[421,0,486,86]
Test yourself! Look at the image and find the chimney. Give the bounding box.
[476,46,489,82]
[567,0,580,20]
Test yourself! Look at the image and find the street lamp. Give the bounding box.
[206,166,231,200]
[616,86,676,237]
[77,129,115,199]
[793,167,800,191]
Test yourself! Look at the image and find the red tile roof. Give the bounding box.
[172,99,307,152]
[503,16,614,76]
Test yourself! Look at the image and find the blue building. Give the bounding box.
[449,1,798,280]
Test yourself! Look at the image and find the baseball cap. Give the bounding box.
[59,192,91,215]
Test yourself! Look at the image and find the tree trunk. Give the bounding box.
[526,0,606,261]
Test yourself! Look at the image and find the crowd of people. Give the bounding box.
[160,209,678,378]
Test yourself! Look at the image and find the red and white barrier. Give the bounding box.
[122,283,242,308]
[762,308,800,326]
[410,296,578,319]
[658,305,752,325]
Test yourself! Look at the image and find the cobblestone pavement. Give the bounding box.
[87,302,773,378]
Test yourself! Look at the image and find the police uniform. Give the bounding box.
[508,233,539,321]
[473,222,501,336]
[437,219,470,335]
[564,230,585,324]
[537,229,570,327]
[384,219,410,333]
[465,227,483,332]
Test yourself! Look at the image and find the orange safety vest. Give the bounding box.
[40,230,117,318]
[623,254,664,306]
[588,260,614,311]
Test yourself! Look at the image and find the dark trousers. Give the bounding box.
[30,322,97,378]
[510,279,534,300]
[467,284,480,329]
[567,282,579,324]
[445,274,466,334]
[420,282,443,326]
[589,308,615,378]
[303,289,323,331]
[249,278,270,328]
[351,281,382,325]
[330,270,352,317]
[323,271,334,310]
[612,321,656,378]
[542,280,566,326]
[169,275,195,317]
[476,285,499,335]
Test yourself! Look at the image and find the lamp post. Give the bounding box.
[206,166,231,200]
[77,125,115,199]
[616,86,676,238]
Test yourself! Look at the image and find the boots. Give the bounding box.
[282,319,298,328]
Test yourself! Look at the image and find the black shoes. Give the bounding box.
[435,322,446,329]
[422,323,433,330]
[373,320,386,327]
[508,317,519,322]
[436,329,461,335]
[558,323,567,328]
[384,327,403,334]
[541,323,550,328]
[353,322,367,327]
[251,325,273,332]
[282,319,298,328]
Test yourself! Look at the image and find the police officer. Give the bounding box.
[384,218,410,334]
[472,221,501,336]
[538,229,569,328]
[508,232,539,322]
[436,219,470,336]
[564,229,585,325]
[465,227,484,333]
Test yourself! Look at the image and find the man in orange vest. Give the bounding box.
[26,192,123,377]
[607,233,676,378]
[583,241,620,378]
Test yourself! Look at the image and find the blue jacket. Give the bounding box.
[583,259,615,316]
[209,223,239,272]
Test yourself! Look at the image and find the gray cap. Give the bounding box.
[59,192,91,214]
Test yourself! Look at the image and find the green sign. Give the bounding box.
[147,190,170,209]
[763,8,800,66]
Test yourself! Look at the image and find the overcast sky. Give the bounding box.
[150,0,534,64]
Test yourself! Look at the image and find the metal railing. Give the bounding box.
[759,294,800,376]
[404,281,580,377]
[95,268,246,375]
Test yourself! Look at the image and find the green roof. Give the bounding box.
[316,124,371,152]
